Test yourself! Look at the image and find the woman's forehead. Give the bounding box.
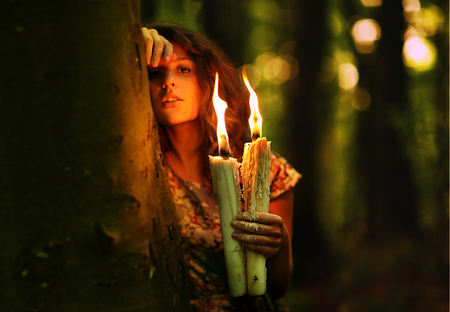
[172,43,191,60]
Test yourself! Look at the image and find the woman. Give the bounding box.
[142,22,301,311]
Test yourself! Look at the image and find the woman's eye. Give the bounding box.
[148,70,160,79]
[180,67,191,74]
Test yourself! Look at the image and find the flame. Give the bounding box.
[242,67,262,140]
[212,73,230,157]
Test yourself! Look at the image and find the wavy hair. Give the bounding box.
[146,21,250,160]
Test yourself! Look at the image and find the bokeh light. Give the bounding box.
[338,63,359,90]
[330,14,342,36]
[334,49,357,67]
[402,35,437,71]
[351,19,381,43]
[406,4,446,36]
[418,6,438,36]
[360,0,382,7]
[351,19,381,54]
[254,52,298,84]
[351,88,371,111]
[255,52,277,76]
[264,57,290,83]
[403,0,421,12]
[249,24,277,52]
[249,0,279,22]
[403,25,426,39]
[403,0,422,23]
[280,54,299,81]
[278,41,296,55]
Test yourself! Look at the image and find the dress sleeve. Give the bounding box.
[269,151,301,200]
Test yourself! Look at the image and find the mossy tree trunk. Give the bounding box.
[0,1,190,311]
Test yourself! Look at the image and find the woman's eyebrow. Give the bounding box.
[172,55,192,60]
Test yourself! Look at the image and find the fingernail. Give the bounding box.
[165,55,170,61]
[231,221,237,226]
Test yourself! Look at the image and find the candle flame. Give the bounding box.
[212,73,230,157]
[242,67,262,140]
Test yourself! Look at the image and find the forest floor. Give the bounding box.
[284,236,448,312]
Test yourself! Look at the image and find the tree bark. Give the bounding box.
[0,1,190,311]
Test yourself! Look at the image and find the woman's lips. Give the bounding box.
[163,98,182,108]
[162,95,183,108]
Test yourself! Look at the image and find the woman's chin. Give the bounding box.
[159,116,199,127]
[163,100,182,108]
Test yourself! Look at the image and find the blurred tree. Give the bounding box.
[313,0,448,246]
[286,0,330,279]
[201,0,249,67]
[141,0,203,31]
[0,1,190,311]
[355,0,419,239]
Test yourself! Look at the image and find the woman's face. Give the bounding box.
[148,44,201,127]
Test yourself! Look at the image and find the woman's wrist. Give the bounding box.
[266,226,293,299]
[273,224,291,260]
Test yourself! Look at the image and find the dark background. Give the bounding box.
[141,0,449,311]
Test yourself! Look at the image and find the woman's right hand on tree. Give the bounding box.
[142,27,177,67]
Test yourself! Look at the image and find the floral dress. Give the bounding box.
[165,152,301,312]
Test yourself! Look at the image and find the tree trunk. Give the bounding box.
[0,1,190,311]
[288,0,329,278]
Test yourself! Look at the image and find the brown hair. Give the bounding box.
[146,21,250,160]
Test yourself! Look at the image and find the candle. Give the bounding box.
[241,69,271,296]
[209,73,247,297]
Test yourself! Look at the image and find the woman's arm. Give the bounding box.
[231,190,294,299]
[265,190,293,299]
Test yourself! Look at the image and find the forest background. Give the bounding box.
[141,0,449,311]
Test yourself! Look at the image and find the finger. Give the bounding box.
[231,220,281,237]
[236,211,283,226]
[149,29,165,67]
[160,35,174,62]
[231,232,280,247]
[141,27,153,65]
[241,243,278,258]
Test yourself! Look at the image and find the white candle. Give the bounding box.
[209,155,246,297]
[209,73,247,297]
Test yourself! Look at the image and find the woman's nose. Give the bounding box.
[162,73,176,90]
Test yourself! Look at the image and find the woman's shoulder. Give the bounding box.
[269,151,301,200]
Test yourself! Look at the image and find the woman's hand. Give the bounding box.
[232,191,294,299]
[230,211,288,258]
[142,27,177,67]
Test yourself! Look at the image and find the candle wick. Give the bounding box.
[218,134,231,158]
[219,149,230,159]
[252,133,260,141]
